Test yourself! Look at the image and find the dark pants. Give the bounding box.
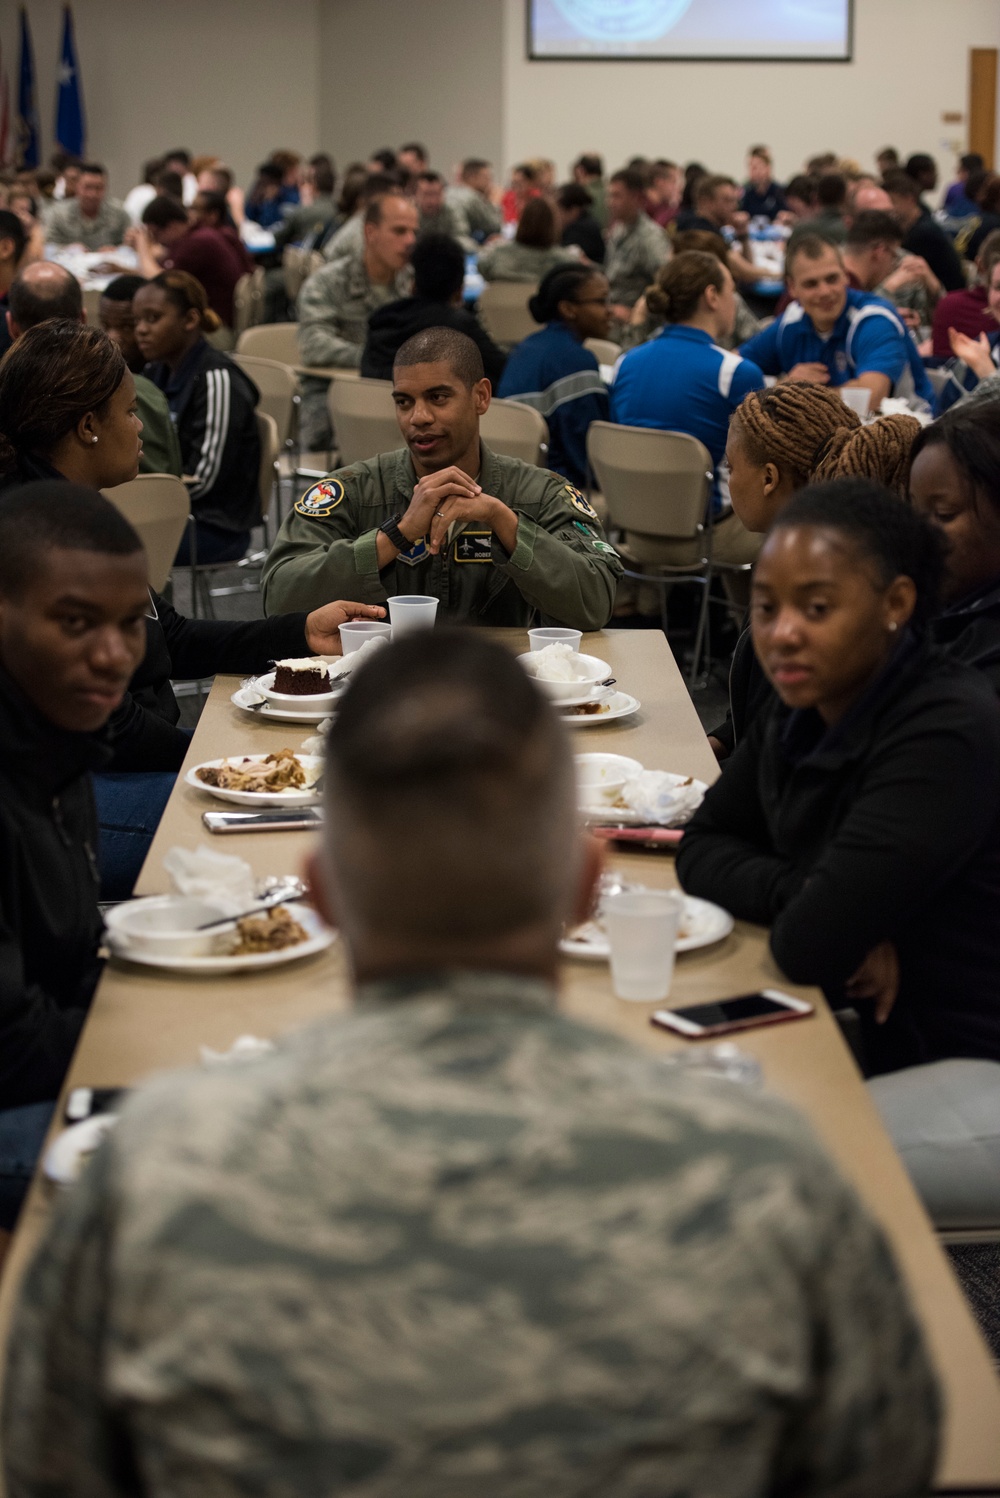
[175,521,251,568]
[0,1102,55,1231]
[92,770,179,901]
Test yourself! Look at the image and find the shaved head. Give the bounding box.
[394,326,484,388]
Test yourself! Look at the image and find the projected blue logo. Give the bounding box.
[550,0,694,41]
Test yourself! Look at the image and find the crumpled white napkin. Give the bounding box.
[619,771,706,826]
[879,396,933,426]
[200,1034,276,1067]
[328,635,390,678]
[162,845,256,915]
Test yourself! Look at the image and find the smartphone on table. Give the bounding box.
[651,989,814,1038]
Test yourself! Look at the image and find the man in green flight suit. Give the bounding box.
[262,326,622,629]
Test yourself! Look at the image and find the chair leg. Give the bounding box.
[688,574,713,690]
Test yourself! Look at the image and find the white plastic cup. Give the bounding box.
[841,386,871,420]
[529,627,582,652]
[339,620,392,654]
[603,889,683,1002]
[388,595,439,637]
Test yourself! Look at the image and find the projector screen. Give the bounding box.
[528,0,853,61]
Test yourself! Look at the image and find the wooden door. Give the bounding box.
[969,48,997,170]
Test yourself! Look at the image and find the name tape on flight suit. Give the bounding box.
[453,531,493,563]
[294,479,345,519]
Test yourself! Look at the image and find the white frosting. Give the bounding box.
[274,658,326,673]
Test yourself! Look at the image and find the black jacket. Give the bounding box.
[0,669,107,1107]
[678,639,1000,1073]
[0,457,312,773]
[108,593,314,772]
[709,621,775,756]
[561,213,605,265]
[144,340,261,535]
[361,298,507,388]
[930,578,1000,693]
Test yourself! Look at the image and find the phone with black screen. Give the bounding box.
[651,989,813,1038]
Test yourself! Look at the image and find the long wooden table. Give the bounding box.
[2,629,998,1489]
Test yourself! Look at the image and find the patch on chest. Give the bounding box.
[563,484,598,521]
[294,479,345,519]
[397,536,429,566]
[453,530,493,563]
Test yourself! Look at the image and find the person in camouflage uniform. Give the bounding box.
[3,629,940,1497]
[263,326,622,628]
[604,167,670,333]
[446,159,503,250]
[297,188,417,449]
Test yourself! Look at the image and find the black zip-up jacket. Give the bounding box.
[678,640,1000,1074]
[708,620,774,756]
[930,576,1000,694]
[0,669,107,1107]
[0,459,314,773]
[144,340,261,535]
[361,298,507,388]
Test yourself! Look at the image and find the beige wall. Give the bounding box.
[0,0,321,196]
[318,0,503,179]
[501,0,1000,189]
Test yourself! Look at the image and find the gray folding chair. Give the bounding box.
[103,474,190,592]
[481,398,548,465]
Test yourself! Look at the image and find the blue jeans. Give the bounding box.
[0,1102,55,1230]
[92,771,178,901]
[175,521,251,568]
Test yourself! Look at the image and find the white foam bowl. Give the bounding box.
[257,668,342,707]
[575,753,643,804]
[103,896,236,957]
[518,652,611,702]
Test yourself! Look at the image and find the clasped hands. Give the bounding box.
[399,467,518,556]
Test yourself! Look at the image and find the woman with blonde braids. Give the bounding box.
[709,385,923,757]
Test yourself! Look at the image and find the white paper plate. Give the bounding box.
[185,754,323,806]
[560,895,734,961]
[581,775,709,826]
[107,904,335,974]
[231,685,333,724]
[44,1114,118,1185]
[256,667,345,709]
[559,691,641,728]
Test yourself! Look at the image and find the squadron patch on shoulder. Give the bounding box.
[564,484,598,521]
[294,479,345,519]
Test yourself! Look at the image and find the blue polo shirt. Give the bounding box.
[610,324,765,502]
[739,288,933,404]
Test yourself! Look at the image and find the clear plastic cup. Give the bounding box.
[529,627,582,653]
[388,595,439,637]
[339,620,392,654]
[603,889,683,1002]
[841,386,871,420]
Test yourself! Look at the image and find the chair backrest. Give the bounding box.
[103,474,190,592]
[586,422,712,540]
[82,285,103,324]
[233,267,265,337]
[234,354,296,443]
[584,337,621,369]
[326,375,400,465]
[477,282,538,346]
[282,246,308,302]
[481,397,548,465]
[255,410,281,520]
[235,321,300,365]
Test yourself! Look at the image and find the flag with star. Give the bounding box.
[16,7,39,169]
[55,5,85,157]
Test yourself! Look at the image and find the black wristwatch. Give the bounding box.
[379,514,411,553]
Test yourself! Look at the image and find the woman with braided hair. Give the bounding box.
[709,385,923,757]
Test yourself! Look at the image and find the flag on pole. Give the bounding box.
[0,43,11,169]
[16,7,39,169]
[55,5,85,158]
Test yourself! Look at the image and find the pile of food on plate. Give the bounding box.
[195,748,308,794]
[230,905,308,954]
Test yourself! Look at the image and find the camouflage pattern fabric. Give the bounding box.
[4,972,939,1497]
[605,213,670,309]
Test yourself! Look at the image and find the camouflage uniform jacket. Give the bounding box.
[446,183,503,245]
[3,971,939,1497]
[605,213,670,308]
[261,442,622,628]
[297,252,412,371]
[477,241,579,284]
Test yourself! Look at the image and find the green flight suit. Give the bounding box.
[262,442,622,629]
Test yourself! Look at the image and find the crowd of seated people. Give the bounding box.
[2,132,1000,1491]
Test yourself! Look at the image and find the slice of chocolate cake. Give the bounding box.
[272,658,331,695]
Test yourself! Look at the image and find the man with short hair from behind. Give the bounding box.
[884,168,965,293]
[296,188,417,449]
[264,326,621,626]
[96,274,183,478]
[45,163,129,251]
[604,166,669,326]
[3,626,941,1495]
[739,234,933,408]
